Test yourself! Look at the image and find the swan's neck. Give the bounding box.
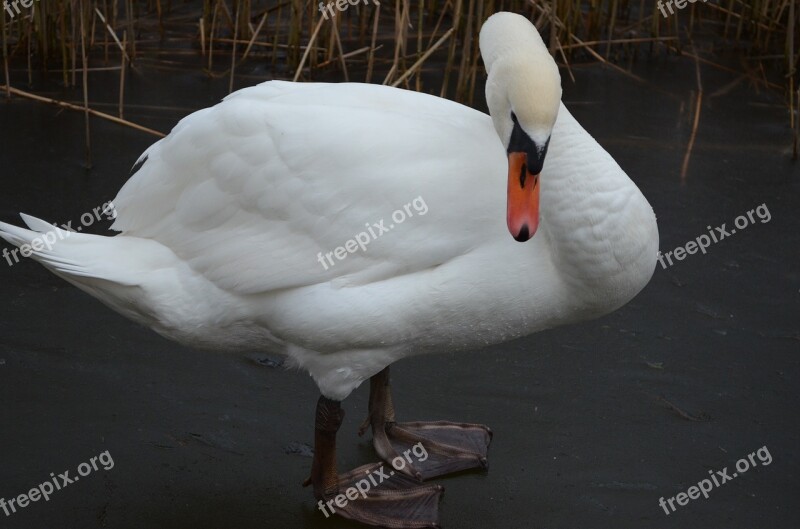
[541,105,658,311]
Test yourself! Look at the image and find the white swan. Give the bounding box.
[0,12,657,528]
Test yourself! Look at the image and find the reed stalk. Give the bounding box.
[0,0,793,152]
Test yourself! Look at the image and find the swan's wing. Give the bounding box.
[111,81,507,294]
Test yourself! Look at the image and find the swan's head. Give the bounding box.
[480,12,562,242]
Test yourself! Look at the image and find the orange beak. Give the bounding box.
[506,151,540,242]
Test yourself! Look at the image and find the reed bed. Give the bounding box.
[1,0,798,159]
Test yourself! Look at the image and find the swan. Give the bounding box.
[0,12,658,528]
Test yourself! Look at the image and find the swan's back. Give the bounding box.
[110,81,507,294]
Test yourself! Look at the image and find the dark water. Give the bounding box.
[0,43,798,529]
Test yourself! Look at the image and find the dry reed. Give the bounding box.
[0,0,796,157]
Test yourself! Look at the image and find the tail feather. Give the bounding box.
[1,213,230,348]
[0,212,188,285]
[3,210,198,296]
[0,215,130,284]
[2,213,247,349]
[20,212,63,233]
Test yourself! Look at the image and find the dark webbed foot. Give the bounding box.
[319,462,443,529]
[378,421,492,480]
[360,368,492,481]
[305,396,444,529]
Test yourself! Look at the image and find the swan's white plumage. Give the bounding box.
[0,15,658,400]
[111,82,494,295]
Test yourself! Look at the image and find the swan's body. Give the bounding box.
[1,80,657,399]
[0,13,658,526]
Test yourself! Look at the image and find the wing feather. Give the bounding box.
[110,81,505,294]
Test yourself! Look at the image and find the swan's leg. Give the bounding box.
[359,368,492,481]
[304,396,344,499]
[304,395,443,528]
